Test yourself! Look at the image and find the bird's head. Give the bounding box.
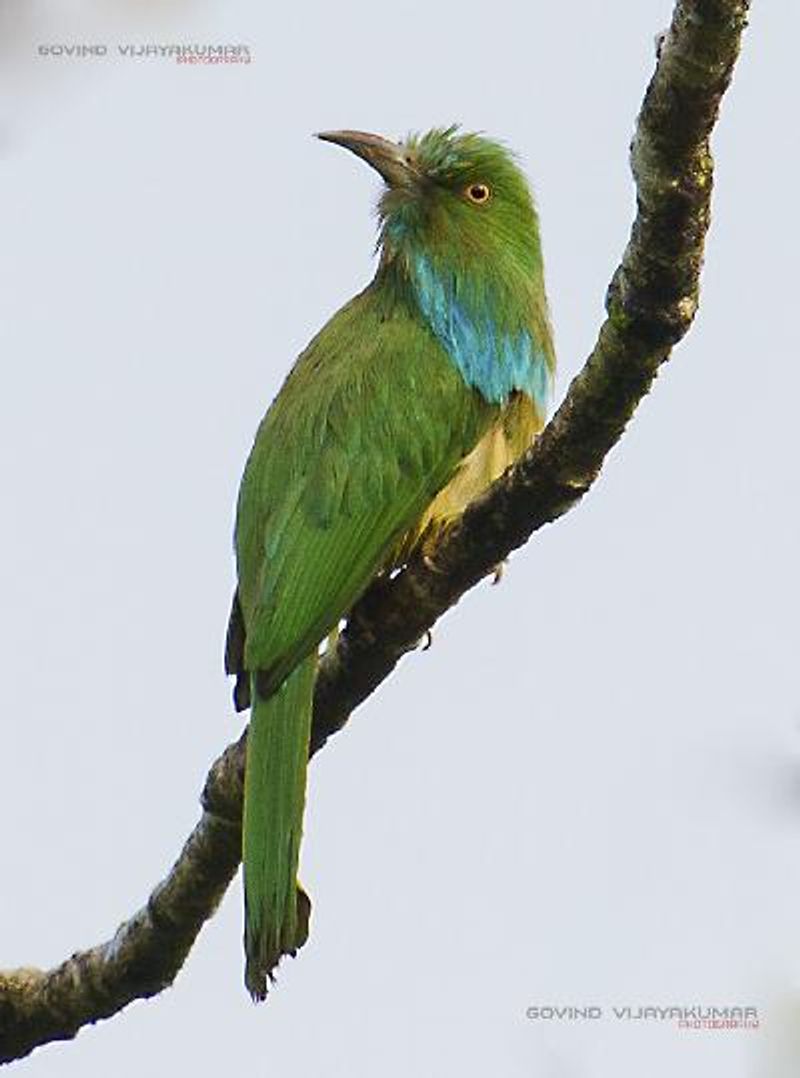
[317,125,542,283]
[317,125,554,409]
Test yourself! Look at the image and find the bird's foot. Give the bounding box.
[490,560,508,585]
[322,621,343,655]
[422,552,445,574]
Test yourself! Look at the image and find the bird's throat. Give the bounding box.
[406,253,551,410]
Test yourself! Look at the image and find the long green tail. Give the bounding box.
[243,653,315,1000]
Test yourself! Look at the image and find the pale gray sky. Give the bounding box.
[1,2,798,1076]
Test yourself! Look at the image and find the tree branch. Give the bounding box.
[0,0,750,1063]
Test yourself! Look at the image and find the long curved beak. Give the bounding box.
[316,129,415,188]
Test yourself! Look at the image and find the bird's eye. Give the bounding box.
[465,182,491,204]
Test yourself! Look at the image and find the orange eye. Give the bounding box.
[465,182,491,204]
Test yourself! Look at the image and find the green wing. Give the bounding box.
[234,281,494,693]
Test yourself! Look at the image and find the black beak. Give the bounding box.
[316,129,416,188]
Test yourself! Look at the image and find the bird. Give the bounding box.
[225,125,555,1000]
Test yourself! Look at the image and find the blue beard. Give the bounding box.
[409,253,551,409]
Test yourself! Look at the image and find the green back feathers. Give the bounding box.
[235,282,494,695]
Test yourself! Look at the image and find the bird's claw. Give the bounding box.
[491,560,508,585]
[422,552,445,574]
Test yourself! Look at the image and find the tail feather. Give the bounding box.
[243,652,316,1000]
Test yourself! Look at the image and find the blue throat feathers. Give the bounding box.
[409,253,551,411]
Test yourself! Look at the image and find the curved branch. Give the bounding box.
[0,0,750,1064]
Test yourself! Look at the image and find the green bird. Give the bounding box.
[225,125,555,999]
